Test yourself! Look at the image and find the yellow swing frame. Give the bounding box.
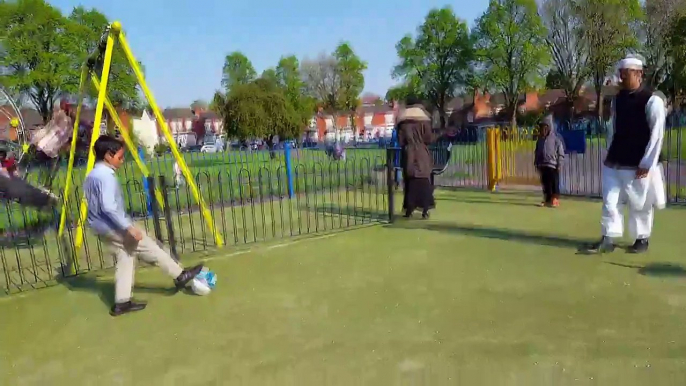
[58,21,223,261]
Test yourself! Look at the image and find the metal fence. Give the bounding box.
[429,112,686,202]
[2,112,685,295]
[0,147,391,294]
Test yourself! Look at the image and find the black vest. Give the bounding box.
[606,87,653,167]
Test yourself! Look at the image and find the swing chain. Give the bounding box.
[86,26,111,72]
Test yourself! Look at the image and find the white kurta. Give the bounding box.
[601,94,666,239]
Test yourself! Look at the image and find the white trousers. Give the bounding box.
[100,231,183,303]
[601,166,654,240]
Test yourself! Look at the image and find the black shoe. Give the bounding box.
[174,264,204,290]
[403,211,412,218]
[580,236,615,254]
[110,300,147,317]
[421,211,430,219]
[627,238,649,254]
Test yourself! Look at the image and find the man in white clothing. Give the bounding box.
[582,55,667,254]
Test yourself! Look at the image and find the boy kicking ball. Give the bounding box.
[83,135,203,316]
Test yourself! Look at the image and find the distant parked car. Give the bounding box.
[200,143,218,153]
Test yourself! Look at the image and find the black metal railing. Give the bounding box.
[0,147,390,295]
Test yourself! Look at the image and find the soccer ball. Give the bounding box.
[190,267,217,296]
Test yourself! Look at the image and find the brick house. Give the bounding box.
[305,103,397,142]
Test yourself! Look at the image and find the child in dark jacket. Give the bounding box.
[534,115,565,207]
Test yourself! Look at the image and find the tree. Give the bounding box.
[639,0,686,91]
[276,55,315,126]
[667,13,686,104]
[301,53,341,116]
[578,0,642,118]
[0,0,73,123]
[66,6,140,110]
[540,0,588,116]
[221,51,256,92]
[385,81,423,104]
[333,43,366,133]
[393,6,473,128]
[259,68,279,89]
[215,80,301,140]
[545,69,566,89]
[472,0,549,128]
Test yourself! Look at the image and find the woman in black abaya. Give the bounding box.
[398,101,436,219]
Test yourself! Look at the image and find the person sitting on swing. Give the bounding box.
[21,99,89,190]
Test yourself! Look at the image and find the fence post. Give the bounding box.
[139,147,153,215]
[486,128,501,191]
[147,176,164,242]
[284,141,294,198]
[159,175,178,260]
[391,129,401,189]
[386,148,395,223]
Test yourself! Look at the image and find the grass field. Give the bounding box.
[3,190,686,385]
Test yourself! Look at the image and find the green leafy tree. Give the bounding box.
[545,69,566,89]
[578,0,642,118]
[221,51,256,92]
[393,6,473,128]
[259,68,279,89]
[65,6,140,109]
[385,81,423,104]
[334,42,367,132]
[276,55,314,128]
[473,0,550,128]
[301,48,366,136]
[216,81,301,140]
[0,0,72,123]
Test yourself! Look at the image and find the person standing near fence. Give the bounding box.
[398,99,435,219]
[534,114,565,207]
[581,54,666,254]
[83,135,204,316]
[173,160,184,187]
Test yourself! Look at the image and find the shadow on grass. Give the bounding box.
[436,196,539,207]
[303,204,388,221]
[387,220,590,249]
[58,274,177,309]
[606,261,686,278]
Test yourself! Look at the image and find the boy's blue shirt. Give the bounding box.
[83,162,132,235]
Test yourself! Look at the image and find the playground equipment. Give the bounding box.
[0,86,28,159]
[58,21,224,257]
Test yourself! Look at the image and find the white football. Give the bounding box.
[190,268,217,296]
[191,278,212,296]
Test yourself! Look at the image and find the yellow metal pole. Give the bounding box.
[91,75,165,208]
[74,30,116,249]
[58,65,90,238]
[115,22,224,246]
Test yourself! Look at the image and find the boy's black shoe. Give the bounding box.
[421,211,430,219]
[627,238,649,254]
[110,300,147,317]
[580,236,615,254]
[174,264,204,290]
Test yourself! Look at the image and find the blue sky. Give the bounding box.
[51,0,489,108]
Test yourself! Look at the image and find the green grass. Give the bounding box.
[3,190,686,384]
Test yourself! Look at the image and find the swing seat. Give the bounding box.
[431,142,453,176]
